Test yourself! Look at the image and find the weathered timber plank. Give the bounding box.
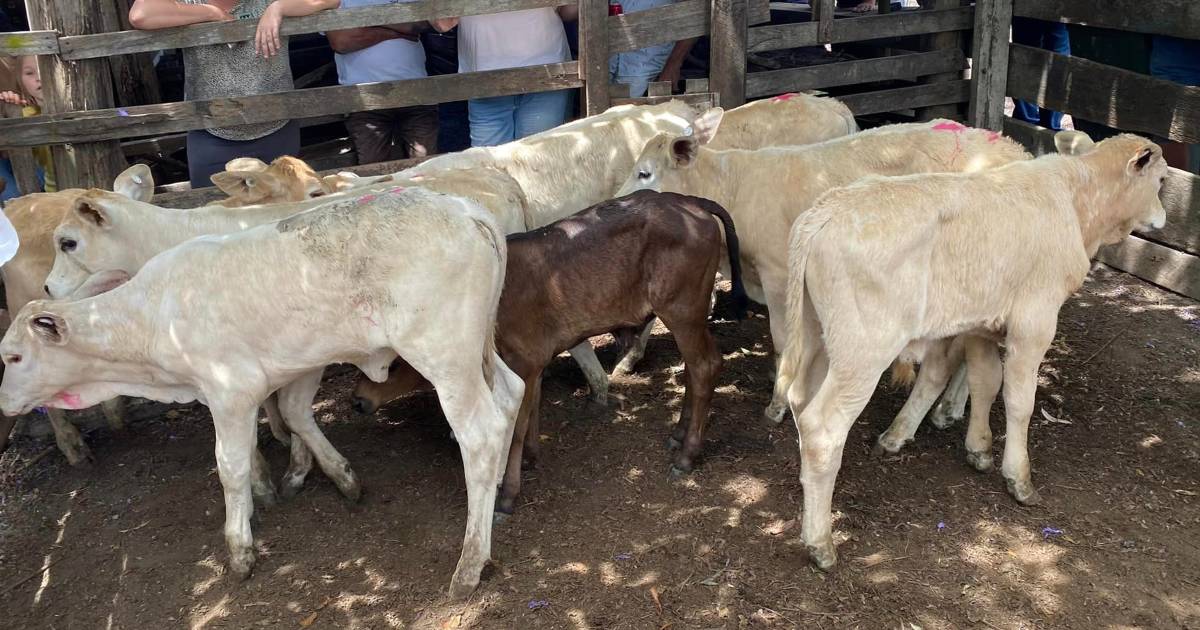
[1013,0,1200,42]
[812,0,834,44]
[0,30,59,56]
[746,48,964,99]
[748,6,973,53]
[709,0,748,108]
[747,0,769,25]
[918,0,964,121]
[1097,235,1200,301]
[839,80,970,116]
[152,156,432,208]
[1004,118,1200,257]
[580,0,611,116]
[612,92,717,108]
[607,0,708,55]
[967,0,1012,130]
[0,62,581,149]
[1007,44,1200,145]
[58,0,570,60]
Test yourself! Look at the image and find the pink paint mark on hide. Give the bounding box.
[986,130,1001,143]
[55,391,83,409]
[351,296,379,327]
[356,194,378,205]
[772,92,798,102]
[389,186,406,194]
[932,121,967,133]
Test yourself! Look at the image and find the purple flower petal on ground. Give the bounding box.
[615,552,632,561]
[937,521,946,532]
[117,109,129,117]
[1042,527,1064,539]
[528,599,549,610]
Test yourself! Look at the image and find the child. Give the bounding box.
[0,55,56,193]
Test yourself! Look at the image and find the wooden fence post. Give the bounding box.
[25,0,128,189]
[917,0,964,121]
[812,0,835,45]
[579,0,611,116]
[110,0,163,107]
[709,0,747,108]
[967,0,1013,130]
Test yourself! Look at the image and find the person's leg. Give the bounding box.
[1009,17,1045,126]
[0,158,18,202]
[615,73,656,98]
[394,105,440,158]
[186,130,236,189]
[243,121,301,165]
[513,90,570,139]
[468,95,518,147]
[1040,23,1071,130]
[346,110,399,165]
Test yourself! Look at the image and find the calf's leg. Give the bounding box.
[659,314,722,475]
[497,372,540,516]
[276,369,361,501]
[612,320,655,377]
[210,401,260,579]
[47,409,92,466]
[930,362,969,429]
[999,324,1054,506]
[875,338,957,454]
[567,342,609,404]
[793,366,881,571]
[100,398,126,432]
[963,336,1002,472]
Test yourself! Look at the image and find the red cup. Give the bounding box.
[609,3,623,16]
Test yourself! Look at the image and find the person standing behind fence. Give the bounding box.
[1149,35,1200,173]
[432,7,577,147]
[326,0,438,164]
[608,1,697,98]
[129,0,341,188]
[0,55,55,193]
[1010,16,1070,130]
[0,56,21,202]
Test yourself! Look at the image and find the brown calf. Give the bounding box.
[353,190,747,515]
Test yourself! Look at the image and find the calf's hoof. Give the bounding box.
[611,356,640,378]
[668,459,693,479]
[492,510,512,526]
[929,404,962,430]
[666,435,683,451]
[763,402,788,425]
[279,474,306,500]
[334,464,363,503]
[350,397,377,416]
[1005,477,1042,506]
[227,548,256,581]
[447,573,479,601]
[252,484,279,510]
[872,435,910,457]
[588,387,609,406]
[966,450,994,473]
[806,542,838,571]
[60,441,95,468]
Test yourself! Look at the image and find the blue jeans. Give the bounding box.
[0,158,18,202]
[468,90,570,147]
[1012,18,1070,130]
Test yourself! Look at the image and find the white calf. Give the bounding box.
[0,186,522,598]
[776,132,1167,571]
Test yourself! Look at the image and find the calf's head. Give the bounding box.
[616,107,725,197]
[211,156,331,205]
[350,358,431,415]
[0,272,128,416]
[43,190,149,299]
[1068,132,1168,247]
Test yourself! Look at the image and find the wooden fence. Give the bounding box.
[997,0,1200,300]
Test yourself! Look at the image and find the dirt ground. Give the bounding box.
[0,266,1197,630]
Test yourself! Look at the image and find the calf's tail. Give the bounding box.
[695,199,750,320]
[471,214,507,389]
[772,208,834,415]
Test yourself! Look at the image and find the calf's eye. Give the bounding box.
[59,238,77,253]
[637,170,651,180]
[5,354,21,365]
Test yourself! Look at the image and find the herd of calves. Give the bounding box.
[0,94,1167,598]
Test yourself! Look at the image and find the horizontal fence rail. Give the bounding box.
[746,48,965,99]
[1013,0,1200,42]
[1006,44,1200,145]
[0,62,580,149]
[748,6,973,53]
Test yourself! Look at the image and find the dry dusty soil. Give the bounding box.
[0,267,1197,629]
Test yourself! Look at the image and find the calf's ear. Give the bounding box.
[28,312,68,346]
[1054,130,1095,156]
[693,107,725,145]
[670,136,701,168]
[1126,145,1159,175]
[113,164,154,202]
[223,157,269,173]
[73,198,112,229]
[211,171,280,203]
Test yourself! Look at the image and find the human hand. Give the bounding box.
[207,3,235,22]
[656,64,682,92]
[256,3,284,58]
[852,0,877,13]
[0,91,28,107]
[430,17,459,32]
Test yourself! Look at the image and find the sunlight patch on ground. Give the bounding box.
[721,473,769,507]
[189,594,232,630]
[190,554,225,597]
[960,521,1069,617]
[550,561,589,576]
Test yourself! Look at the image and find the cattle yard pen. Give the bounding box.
[0,1,1195,293]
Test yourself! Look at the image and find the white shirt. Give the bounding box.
[334,0,428,85]
[457,9,571,73]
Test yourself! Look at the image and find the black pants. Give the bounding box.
[186,121,301,189]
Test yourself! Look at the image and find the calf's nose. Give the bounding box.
[350,397,375,415]
[44,284,50,296]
